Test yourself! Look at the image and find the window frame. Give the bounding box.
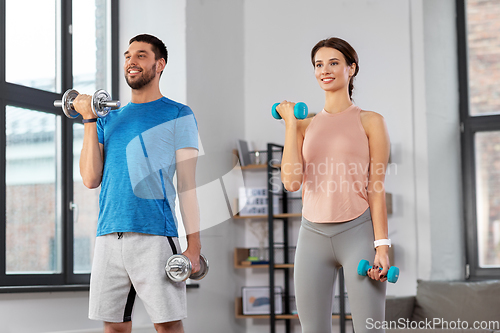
[0,0,119,291]
[457,0,500,279]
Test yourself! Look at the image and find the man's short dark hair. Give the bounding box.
[129,34,168,75]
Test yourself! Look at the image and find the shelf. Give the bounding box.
[234,297,352,320]
[234,248,294,269]
[233,213,302,220]
[241,164,281,170]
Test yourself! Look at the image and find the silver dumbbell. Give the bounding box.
[54,89,121,118]
[165,254,209,282]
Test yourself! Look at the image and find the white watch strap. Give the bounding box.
[374,239,391,248]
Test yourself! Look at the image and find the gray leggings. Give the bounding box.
[294,208,386,333]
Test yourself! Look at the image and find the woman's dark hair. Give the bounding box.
[311,37,359,100]
[129,34,168,76]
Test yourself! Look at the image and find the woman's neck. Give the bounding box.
[323,90,353,114]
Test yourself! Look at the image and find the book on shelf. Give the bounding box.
[236,140,251,166]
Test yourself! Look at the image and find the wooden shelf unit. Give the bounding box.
[240,164,281,171]
[234,143,352,333]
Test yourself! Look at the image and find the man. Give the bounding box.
[74,34,201,333]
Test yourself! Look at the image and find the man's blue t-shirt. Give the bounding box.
[96,97,198,237]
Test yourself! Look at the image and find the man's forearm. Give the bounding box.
[80,123,103,189]
[179,189,201,251]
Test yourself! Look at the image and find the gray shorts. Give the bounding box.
[89,232,187,324]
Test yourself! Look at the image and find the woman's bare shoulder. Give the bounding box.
[360,109,384,121]
[360,110,387,137]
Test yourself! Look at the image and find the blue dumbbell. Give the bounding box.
[272,102,308,120]
[357,259,399,283]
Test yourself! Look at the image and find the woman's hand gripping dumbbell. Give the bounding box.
[272,101,308,120]
[54,89,121,119]
[357,259,399,283]
[165,254,209,282]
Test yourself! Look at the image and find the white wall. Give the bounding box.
[422,0,464,281]
[118,0,187,104]
[184,0,246,332]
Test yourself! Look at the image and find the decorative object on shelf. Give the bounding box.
[236,140,251,166]
[255,150,261,164]
[242,255,269,265]
[242,286,283,315]
[248,149,279,165]
[247,246,296,264]
[249,150,262,165]
[246,219,269,261]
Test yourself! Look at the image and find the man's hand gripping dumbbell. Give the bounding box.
[165,254,209,282]
[54,89,120,121]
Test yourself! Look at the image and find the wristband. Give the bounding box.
[82,118,98,123]
[374,239,391,248]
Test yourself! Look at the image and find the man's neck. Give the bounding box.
[130,84,163,104]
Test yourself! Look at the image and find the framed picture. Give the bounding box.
[242,286,283,315]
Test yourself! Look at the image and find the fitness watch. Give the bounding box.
[82,118,98,123]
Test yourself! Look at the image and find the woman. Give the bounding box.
[276,37,391,333]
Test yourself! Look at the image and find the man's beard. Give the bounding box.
[125,64,156,89]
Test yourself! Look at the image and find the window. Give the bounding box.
[6,107,61,275]
[0,0,119,289]
[72,123,100,274]
[5,0,61,93]
[457,0,500,278]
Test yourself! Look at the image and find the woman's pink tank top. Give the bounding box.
[301,104,370,222]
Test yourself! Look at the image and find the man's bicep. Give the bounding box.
[176,147,198,163]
